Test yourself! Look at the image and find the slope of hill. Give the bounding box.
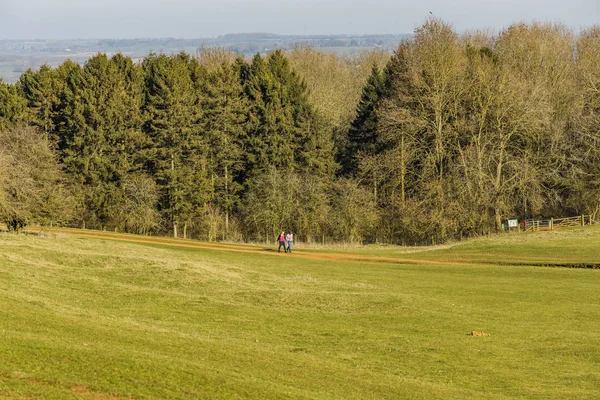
[1,226,599,399]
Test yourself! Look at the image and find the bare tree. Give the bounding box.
[0,127,72,231]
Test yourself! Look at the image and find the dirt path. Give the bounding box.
[33,227,467,267]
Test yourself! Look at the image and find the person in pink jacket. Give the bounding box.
[278,232,287,253]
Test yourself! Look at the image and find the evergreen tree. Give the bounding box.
[0,79,26,131]
[241,51,335,178]
[242,52,295,173]
[49,60,83,146]
[18,65,60,134]
[142,52,210,238]
[340,63,386,176]
[56,53,145,229]
[199,59,248,238]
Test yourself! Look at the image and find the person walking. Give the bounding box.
[286,232,294,253]
[278,231,287,253]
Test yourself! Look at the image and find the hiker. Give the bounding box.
[278,231,287,253]
[286,232,293,253]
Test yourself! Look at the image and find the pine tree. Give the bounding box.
[49,60,82,146]
[242,52,295,173]
[18,65,60,134]
[0,79,26,131]
[241,51,334,178]
[340,63,386,176]
[199,59,248,238]
[56,53,145,229]
[142,52,210,238]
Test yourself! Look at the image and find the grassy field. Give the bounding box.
[1,226,600,399]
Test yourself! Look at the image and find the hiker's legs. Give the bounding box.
[278,241,286,252]
[287,241,292,253]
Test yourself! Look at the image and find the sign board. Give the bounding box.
[508,219,518,228]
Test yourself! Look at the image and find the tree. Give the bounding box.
[0,127,72,231]
[122,173,160,235]
[56,53,145,230]
[287,46,365,133]
[494,23,577,221]
[241,167,300,242]
[340,63,387,176]
[360,18,468,241]
[199,58,248,239]
[18,64,60,133]
[330,179,379,243]
[0,79,26,131]
[142,52,210,238]
[295,175,331,243]
[374,44,421,209]
[568,26,600,216]
[241,51,335,178]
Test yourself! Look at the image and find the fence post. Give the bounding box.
[582,214,585,226]
[550,218,553,230]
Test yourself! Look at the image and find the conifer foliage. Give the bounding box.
[241,51,334,177]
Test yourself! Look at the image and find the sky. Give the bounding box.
[0,0,598,39]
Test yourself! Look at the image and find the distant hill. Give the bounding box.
[0,33,410,83]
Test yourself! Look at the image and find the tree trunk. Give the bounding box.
[224,165,229,240]
[373,168,377,202]
[495,208,502,233]
[400,133,406,205]
[171,154,177,238]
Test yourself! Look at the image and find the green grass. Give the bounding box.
[317,225,600,264]
[1,227,600,399]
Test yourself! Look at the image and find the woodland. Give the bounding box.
[1,19,599,244]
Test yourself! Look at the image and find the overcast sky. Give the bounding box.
[0,0,598,39]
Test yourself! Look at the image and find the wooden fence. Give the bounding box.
[522,215,594,232]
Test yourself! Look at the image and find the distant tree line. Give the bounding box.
[1,19,599,244]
